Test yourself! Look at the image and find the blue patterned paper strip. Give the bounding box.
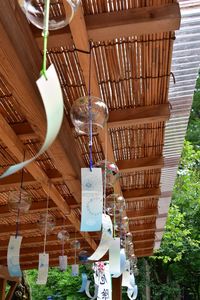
[81,168,103,232]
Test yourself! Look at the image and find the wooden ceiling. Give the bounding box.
[0,0,182,270]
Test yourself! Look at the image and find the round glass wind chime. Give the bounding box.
[18,0,81,29]
[8,152,32,234]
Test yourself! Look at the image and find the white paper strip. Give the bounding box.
[127,285,138,300]
[122,260,131,287]
[59,255,67,272]
[112,248,126,278]
[0,64,64,179]
[81,168,103,232]
[37,253,49,285]
[85,280,98,299]
[88,214,113,261]
[72,264,79,276]
[97,264,111,300]
[130,273,135,287]
[109,238,120,276]
[7,236,22,277]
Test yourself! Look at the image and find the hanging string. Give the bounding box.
[113,198,116,239]
[15,150,26,238]
[103,124,108,214]
[74,231,77,265]
[61,218,65,257]
[88,42,93,172]
[43,183,50,253]
[41,0,50,79]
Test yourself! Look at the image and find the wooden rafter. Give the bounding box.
[0,246,91,260]
[108,104,170,129]
[34,3,180,49]
[123,188,161,201]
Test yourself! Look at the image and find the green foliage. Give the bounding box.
[26,265,93,300]
[186,73,200,147]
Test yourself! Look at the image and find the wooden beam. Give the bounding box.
[127,208,158,219]
[0,246,90,260]
[0,169,62,191]
[123,188,161,201]
[0,266,20,283]
[69,5,122,195]
[0,199,79,218]
[0,200,59,218]
[134,241,154,250]
[135,249,153,257]
[0,218,72,237]
[0,233,97,250]
[134,238,155,245]
[5,282,18,300]
[133,233,155,242]
[108,104,170,129]
[130,223,156,233]
[34,3,180,48]
[117,156,164,173]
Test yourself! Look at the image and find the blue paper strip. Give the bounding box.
[78,273,87,293]
[7,236,22,277]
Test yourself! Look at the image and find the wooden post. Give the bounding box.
[145,259,151,300]
[112,276,122,300]
[0,279,7,300]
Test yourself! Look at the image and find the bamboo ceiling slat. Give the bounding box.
[93,33,174,110]
[82,0,176,15]
[109,123,165,161]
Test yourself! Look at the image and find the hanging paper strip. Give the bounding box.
[7,236,22,277]
[97,264,112,300]
[88,214,113,261]
[122,260,131,287]
[81,168,103,232]
[72,264,79,276]
[0,64,64,179]
[112,248,126,278]
[127,285,138,300]
[130,273,136,287]
[109,238,120,276]
[85,280,98,299]
[37,253,49,285]
[78,273,88,293]
[59,255,67,272]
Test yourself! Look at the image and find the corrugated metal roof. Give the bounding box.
[155,1,200,248]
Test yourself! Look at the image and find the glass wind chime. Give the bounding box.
[18,0,81,29]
